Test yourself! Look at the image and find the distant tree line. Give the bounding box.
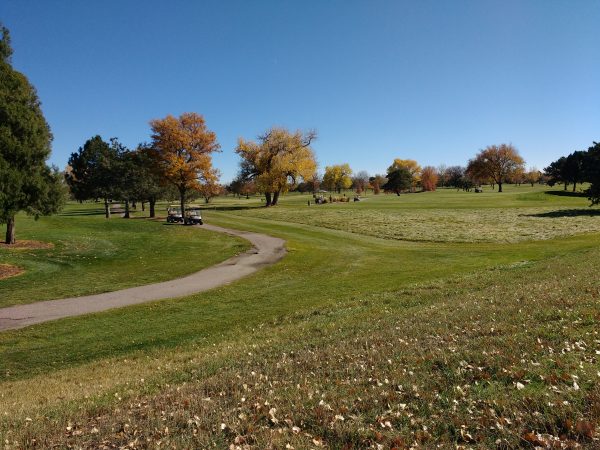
[274,144,539,197]
[3,17,599,245]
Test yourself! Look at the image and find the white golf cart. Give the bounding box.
[184,206,203,225]
[166,205,183,223]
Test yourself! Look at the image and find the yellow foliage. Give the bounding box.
[149,112,220,195]
[388,159,422,185]
[323,164,353,193]
[235,127,317,205]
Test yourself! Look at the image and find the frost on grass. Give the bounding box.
[236,207,600,243]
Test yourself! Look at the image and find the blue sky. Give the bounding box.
[2,1,599,182]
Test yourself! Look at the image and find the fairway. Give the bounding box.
[225,185,600,243]
[1,186,599,448]
[0,203,249,307]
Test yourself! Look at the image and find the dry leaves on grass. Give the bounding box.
[0,240,54,250]
[0,263,24,280]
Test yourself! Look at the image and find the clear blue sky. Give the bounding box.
[2,1,599,182]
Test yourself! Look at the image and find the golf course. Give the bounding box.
[1,185,599,448]
[2,3,600,447]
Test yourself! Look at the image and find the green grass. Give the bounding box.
[0,202,249,307]
[223,185,600,243]
[0,185,599,448]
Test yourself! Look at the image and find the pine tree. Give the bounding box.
[0,24,65,244]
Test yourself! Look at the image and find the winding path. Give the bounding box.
[0,224,286,332]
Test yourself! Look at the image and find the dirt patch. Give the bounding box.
[0,264,24,280]
[0,240,54,250]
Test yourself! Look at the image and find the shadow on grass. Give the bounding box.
[545,190,588,198]
[522,209,600,218]
[58,208,106,216]
[208,205,263,212]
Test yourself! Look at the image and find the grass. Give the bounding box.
[0,203,249,307]
[0,185,599,448]
[223,185,600,243]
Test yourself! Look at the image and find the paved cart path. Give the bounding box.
[0,224,286,332]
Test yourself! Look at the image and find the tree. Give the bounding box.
[466,144,525,192]
[66,135,120,218]
[585,142,600,205]
[306,172,322,194]
[382,167,413,195]
[352,170,370,194]
[323,164,353,193]
[149,112,220,219]
[436,164,448,187]
[369,174,387,194]
[0,25,65,244]
[444,166,465,189]
[132,144,167,218]
[524,167,541,187]
[388,159,421,191]
[197,168,222,203]
[563,151,587,192]
[420,166,438,191]
[109,139,139,219]
[544,157,568,190]
[236,127,317,206]
[510,166,525,186]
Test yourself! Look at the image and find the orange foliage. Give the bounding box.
[149,112,220,208]
[466,143,524,192]
[420,166,438,191]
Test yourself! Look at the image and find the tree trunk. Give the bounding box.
[180,189,186,224]
[498,182,503,193]
[564,182,568,191]
[265,192,272,207]
[272,191,280,206]
[124,199,130,218]
[141,201,145,212]
[573,182,577,192]
[5,216,15,245]
[149,198,156,218]
[104,198,111,219]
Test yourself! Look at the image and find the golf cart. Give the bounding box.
[166,205,183,223]
[184,206,203,225]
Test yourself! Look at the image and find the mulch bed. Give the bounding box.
[0,264,24,280]
[0,240,54,250]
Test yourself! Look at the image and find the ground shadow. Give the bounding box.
[522,209,600,218]
[545,190,588,198]
[58,208,106,216]
[209,205,263,212]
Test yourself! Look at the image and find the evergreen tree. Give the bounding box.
[585,142,600,205]
[0,24,65,244]
[382,167,413,195]
[66,136,120,218]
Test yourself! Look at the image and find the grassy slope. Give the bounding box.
[1,186,599,448]
[0,203,249,307]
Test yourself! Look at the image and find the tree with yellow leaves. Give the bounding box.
[323,164,353,193]
[388,159,421,191]
[149,112,220,217]
[236,127,317,206]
